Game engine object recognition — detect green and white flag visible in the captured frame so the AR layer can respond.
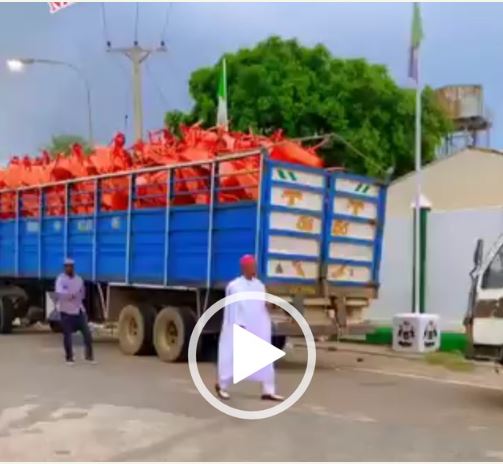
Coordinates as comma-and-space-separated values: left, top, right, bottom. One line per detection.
408, 3, 423, 82
216, 58, 228, 128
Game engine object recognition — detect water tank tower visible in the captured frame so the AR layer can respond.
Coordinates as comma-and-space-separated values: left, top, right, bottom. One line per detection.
435, 85, 491, 156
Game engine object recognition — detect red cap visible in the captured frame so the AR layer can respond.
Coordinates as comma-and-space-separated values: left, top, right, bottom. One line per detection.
240, 254, 256, 266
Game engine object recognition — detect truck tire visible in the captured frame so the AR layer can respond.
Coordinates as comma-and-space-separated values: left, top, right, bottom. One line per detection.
153, 306, 196, 363
0, 295, 15, 334
0, 286, 29, 320
118, 303, 156, 356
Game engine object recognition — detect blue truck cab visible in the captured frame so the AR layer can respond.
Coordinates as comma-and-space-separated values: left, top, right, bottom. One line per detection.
0, 149, 386, 362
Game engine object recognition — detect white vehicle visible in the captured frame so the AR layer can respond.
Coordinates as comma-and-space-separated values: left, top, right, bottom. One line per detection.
466, 236, 503, 361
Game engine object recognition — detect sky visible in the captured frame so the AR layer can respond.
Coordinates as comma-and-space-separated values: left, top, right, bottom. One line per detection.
0, 2, 501, 160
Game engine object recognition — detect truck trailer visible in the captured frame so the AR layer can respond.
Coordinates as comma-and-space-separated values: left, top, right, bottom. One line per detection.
0, 149, 387, 362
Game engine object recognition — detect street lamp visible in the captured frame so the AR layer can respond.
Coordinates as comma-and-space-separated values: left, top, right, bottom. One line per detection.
7, 58, 94, 145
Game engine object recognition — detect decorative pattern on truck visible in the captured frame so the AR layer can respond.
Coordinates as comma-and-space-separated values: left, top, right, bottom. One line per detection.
331, 220, 375, 241
271, 187, 323, 211
265, 166, 325, 282
26, 221, 39, 233
272, 168, 325, 187
336, 178, 380, 197
333, 197, 377, 220
269, 212, 321, 235
268, 259, 318, 280
327, 263, 371, 283
324, 173, 386, 287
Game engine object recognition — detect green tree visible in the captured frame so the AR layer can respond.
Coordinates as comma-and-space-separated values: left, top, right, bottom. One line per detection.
43, 134, 91, 157
165, 110, 195, 137
165, 36, 451, 177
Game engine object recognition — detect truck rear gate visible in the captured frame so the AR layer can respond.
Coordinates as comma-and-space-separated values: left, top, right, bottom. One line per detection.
323, 172, 387, 328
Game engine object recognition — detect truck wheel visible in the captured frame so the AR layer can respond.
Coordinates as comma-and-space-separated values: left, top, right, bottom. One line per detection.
0, 286, 29, 321
153, 306, 195, 362
118, 304, 156, 356
272, 335, 287, 351
0, 295, 15, 334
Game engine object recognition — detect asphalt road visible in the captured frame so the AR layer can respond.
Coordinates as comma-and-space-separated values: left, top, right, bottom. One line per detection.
1, 331, 503, 461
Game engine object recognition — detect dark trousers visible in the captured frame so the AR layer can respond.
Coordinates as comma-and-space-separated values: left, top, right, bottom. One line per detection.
60, 311, 94, 361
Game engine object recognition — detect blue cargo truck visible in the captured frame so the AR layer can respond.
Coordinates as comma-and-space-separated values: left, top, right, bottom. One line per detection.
0, 149, 387, 362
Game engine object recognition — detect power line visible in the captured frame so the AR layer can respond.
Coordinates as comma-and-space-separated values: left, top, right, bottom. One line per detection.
160, 3, 173, 46
100, 2, 111, 47
145, 61, 170, 109
110, 56, 132, 132
134, 2, 140, 46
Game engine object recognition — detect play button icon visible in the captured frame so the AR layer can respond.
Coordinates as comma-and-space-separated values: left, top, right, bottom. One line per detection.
188, 290, 316, 420
233, 324, 286, 384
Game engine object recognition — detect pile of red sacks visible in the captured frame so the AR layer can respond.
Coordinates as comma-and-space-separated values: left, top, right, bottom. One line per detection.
0, 125, 324, 218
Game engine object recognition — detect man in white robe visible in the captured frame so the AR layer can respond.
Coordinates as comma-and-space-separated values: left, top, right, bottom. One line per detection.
216, 255, 284, 402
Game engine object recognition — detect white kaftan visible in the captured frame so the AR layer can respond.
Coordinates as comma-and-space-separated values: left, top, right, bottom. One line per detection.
217, 276, 275, 395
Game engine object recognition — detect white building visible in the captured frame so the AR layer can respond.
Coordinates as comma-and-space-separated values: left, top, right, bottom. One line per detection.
369, 147, 503, 331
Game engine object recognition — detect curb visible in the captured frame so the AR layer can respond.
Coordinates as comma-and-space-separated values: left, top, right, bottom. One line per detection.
294, 341, 424, 361
293, 341, 496, 370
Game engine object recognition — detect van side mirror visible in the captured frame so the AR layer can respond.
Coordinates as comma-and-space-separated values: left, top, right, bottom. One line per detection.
474, 239, 484, 267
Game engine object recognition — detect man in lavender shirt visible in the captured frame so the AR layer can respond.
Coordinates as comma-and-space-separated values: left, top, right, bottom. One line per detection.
55, 258, 94, 364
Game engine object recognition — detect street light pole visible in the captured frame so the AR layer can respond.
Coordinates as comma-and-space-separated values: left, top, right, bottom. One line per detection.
7, 58, 94, 145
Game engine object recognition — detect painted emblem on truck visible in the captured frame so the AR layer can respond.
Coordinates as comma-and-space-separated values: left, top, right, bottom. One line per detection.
296, 216, 314, 232
111, 217, 121, 230
292, 261, 306, 278
347, 199, 365, 216
355, 183, 371, 195
331, 265, 355, 280
282, 189, 303, 207
277, 169, 298, 182
332, 220, 349, 237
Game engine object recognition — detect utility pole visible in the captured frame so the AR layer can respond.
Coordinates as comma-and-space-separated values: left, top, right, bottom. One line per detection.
108, 44, 166, 141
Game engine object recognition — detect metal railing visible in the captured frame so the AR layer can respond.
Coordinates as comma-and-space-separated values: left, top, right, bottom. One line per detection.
0, 151, 265, 292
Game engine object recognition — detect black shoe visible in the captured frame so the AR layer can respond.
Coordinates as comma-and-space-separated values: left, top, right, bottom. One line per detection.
261, 394, 284, 402
215, 384, 231, 400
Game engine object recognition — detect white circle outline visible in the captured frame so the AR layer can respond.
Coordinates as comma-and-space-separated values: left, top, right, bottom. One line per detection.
188, 291, 317, 420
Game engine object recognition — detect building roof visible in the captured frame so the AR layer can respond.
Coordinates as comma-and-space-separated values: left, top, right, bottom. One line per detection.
391, 146, 503, 186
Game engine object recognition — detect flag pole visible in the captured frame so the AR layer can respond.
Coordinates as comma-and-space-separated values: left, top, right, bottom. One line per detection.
409, 2, 424, 315
413, 37, 422, 315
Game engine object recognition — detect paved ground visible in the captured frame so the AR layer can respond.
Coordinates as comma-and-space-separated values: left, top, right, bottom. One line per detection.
2, 331, 503, 461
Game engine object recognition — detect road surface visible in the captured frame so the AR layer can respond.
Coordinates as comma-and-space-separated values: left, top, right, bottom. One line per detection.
1, 331, 503, 461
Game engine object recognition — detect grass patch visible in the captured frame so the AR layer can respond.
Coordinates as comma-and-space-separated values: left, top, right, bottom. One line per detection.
365, 327, 468, 354
424, 351, 474, 372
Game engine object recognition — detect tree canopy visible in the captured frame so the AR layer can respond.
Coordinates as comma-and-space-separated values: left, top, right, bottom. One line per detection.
43, 134, 91, 157
165, 36, 451, 178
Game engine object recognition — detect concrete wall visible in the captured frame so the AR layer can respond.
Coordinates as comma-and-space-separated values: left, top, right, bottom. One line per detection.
387, 149, 503, 217
369, 206, 503, 331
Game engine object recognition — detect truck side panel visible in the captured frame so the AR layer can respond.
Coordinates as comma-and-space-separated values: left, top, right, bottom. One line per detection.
0, 195, 258, 287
